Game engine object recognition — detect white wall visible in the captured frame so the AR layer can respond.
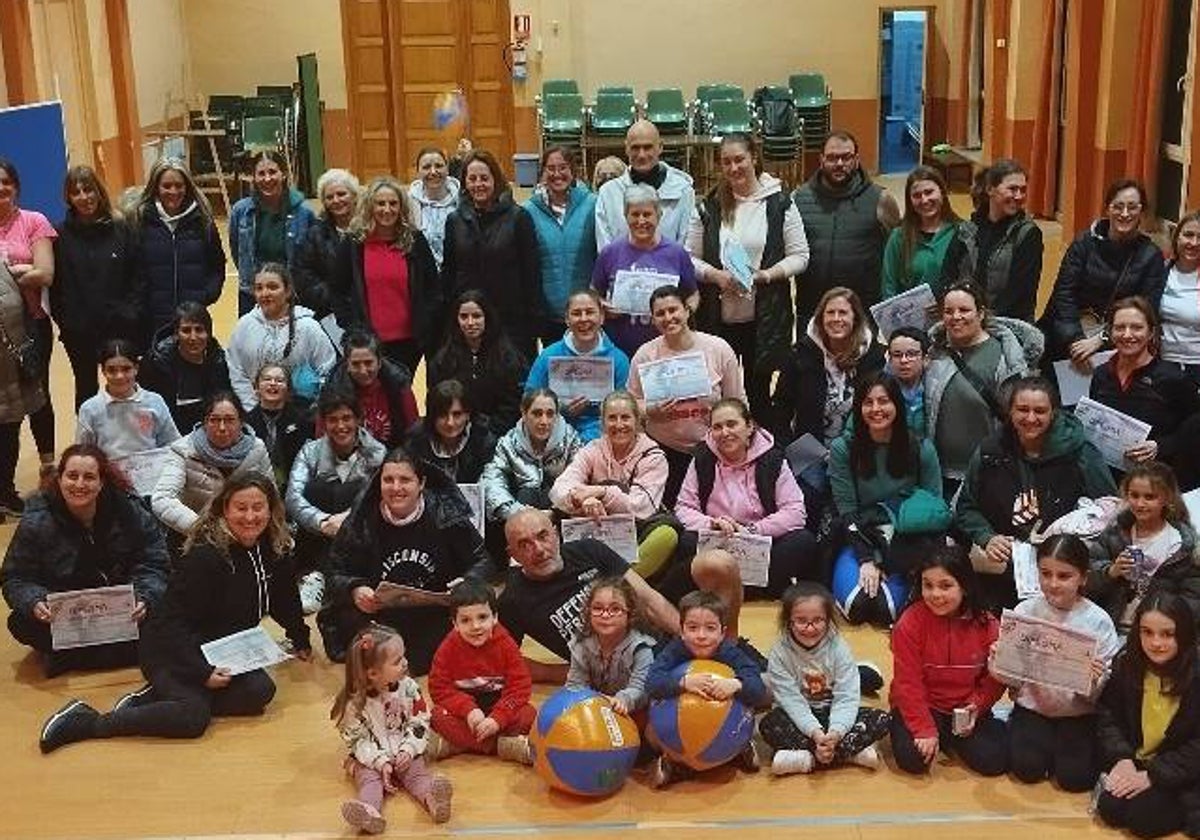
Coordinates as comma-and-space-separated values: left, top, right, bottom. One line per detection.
128, 0, 192, 124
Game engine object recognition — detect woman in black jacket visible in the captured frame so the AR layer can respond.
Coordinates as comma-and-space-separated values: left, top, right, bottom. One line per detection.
292, 168, 360, 320
1095, 593, 1200, 838
323, 448, 493, 670
405, 378, 497, 484
1041, 179, 1167, 367
38, 473, 311, 753
138, 301, 233, 434
322, 329, 419, 450
332, 176, 440, 375
131, 159, 226, 342
51, 166, 142, 409
1, 444, 169, 676
441, 149, 540, 360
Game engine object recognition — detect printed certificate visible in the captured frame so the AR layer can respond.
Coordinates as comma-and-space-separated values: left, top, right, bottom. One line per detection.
374, 582, 454, 609
869, 284, 936, 340
48, 584, 139, 650
1074, 397, 1152, 470
611, 269, 676, 316
697, 530, 773, 588
111, 447, 174, 497
548, 356, 615, 403
638, 352, 711, 403
993, 609, 1098, 695
200, 626, 292, 676
561, 514, 639, 565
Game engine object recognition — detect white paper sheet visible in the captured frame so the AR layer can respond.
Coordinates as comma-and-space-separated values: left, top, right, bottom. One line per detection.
696, 530, 773, 588
1073, 397, 1152, 470
869, 284, 936, 341
637, 352, 711, 403
993, 608, 1098, 695
1052, 350, 1115, 407
200, 626, 292, 676
547, 356, 615, 403
48, 584, 139, 650
111, 447, 174, 497
458, 483, 485, 535
611, 269, 677, 316
560, 514, 639, 565
1011, 540, 1041, 600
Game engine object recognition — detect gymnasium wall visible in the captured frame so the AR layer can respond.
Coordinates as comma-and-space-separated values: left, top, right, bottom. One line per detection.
127, 0, 190, 129
182, 0, 351, 169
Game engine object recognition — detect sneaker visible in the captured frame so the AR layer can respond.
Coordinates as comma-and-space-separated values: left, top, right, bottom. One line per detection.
341, 799, 385, 835
0, 487, 24, 517
496, 734, 534, 765
111, 684, 155, 714
425, 773, 453, 824
647, 755, 676, 789
736, 636, 769, 672
425, 730, 461, 762
771, 749, 814, 776
737, 739, 761, 773
40, 700, 99, 754
298, 571, 325, 615
848, 744, 880, 770
858, 661, 885, 695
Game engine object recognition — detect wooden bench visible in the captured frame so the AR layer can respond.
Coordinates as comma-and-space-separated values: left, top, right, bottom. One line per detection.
922, 148, 977, 190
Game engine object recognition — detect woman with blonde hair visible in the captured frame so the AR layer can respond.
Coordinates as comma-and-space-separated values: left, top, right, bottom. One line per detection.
332, 175, 440, 374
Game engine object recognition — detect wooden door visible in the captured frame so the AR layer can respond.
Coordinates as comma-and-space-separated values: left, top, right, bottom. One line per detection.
341, 0, 514, 180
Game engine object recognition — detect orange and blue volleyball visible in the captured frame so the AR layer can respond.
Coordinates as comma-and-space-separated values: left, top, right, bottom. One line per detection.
530, 687, 641, 797
646, 659, 755, 770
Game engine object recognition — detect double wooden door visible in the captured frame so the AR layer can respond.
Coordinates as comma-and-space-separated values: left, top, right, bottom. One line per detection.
341, 0, 514, 180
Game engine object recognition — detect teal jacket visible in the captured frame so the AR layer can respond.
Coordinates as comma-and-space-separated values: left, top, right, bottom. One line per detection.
880, 221, 958, 300
525, 183, 597, 321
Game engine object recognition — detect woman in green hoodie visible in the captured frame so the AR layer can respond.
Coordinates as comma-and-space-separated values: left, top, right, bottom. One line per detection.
881, 166, 960, 301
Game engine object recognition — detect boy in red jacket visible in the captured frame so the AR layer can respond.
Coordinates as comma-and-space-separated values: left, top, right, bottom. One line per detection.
427, 580, 536, 763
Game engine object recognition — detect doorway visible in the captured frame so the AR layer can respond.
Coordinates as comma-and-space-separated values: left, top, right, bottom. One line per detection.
878, 9, 928, 174
1156, 0, 1197, 224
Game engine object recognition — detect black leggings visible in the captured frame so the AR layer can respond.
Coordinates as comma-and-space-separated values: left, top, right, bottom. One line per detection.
26, 316, 54, 458
60, 334, 100, 411
94, 667, 276, 740
7, 610, 138, 670
1008, 705, 1098, 792
1096, 784, 1186, 839
759, 705, 891, 763
0, 421, 20, 493
889, 707, 1008, 776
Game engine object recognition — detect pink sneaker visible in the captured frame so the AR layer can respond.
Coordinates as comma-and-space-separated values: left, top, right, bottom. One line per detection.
341, 799, 385, 834
425, 774, 453, 823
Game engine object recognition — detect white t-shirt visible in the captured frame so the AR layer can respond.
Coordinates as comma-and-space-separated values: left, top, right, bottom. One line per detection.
1159, 265, 1200, 365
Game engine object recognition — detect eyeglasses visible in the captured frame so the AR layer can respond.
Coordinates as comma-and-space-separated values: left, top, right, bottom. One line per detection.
257, 375, 288, 385
590, 605, 628, 617
888, 350, 923, 360
823, 152, 856, 164
790, 616, 828, 629
1109, 202, 1143, 215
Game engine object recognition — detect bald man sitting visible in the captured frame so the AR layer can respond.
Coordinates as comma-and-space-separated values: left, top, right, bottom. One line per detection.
594, 119, 695, 249
497, 508, 747, 682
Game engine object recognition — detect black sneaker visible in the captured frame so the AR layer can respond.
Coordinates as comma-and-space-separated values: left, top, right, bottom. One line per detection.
40, 700, 99, 754
736, 739, 761, 773
0, 488, 24, 517
858, 661, 885, 695
736, 637, 769, 672
111, 684, 155, 714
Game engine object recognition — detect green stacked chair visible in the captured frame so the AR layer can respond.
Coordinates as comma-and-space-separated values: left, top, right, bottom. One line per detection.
589, 90, 637, 135
707, 98, 753, 136
694, 84, 745, 134
789, 73, 831, 150
645, 88, 688, 134
540, 92, 585, 156
596, 85, 634, 97
541, 79, 579, 98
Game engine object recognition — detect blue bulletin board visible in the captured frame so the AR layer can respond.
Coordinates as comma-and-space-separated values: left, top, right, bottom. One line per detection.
0, 101, 69, 225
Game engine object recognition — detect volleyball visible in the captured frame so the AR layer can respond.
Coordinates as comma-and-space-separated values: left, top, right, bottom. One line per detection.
432, 89, 468, 133
646, 659, 755, 771
530, 687, 641, 797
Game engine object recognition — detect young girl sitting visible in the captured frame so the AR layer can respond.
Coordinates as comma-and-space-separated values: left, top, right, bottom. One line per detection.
1089, 461, 1200, 633
332, 624, 453, 833
564, 576, 658, 716
75, 338, 180, 460
990, 535, 1119, 791
759, 582, 891, 775
1095, 593, 1200, 838
889, 545, 1008, 776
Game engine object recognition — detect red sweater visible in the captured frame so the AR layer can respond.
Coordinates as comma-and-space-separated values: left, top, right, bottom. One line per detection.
428, 624, 532, 729
888, 601, 1004, 739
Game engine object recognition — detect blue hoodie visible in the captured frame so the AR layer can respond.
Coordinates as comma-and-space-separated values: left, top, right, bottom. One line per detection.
525, 331, 630, 442
525, 183, 598, 321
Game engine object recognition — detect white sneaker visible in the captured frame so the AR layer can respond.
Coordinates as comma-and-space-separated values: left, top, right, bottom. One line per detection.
848, 744, 880, 770
298, 571, 325, 615
771, 749, 814, 776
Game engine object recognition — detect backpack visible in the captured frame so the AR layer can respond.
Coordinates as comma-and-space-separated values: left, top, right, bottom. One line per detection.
694, 443, 784, 515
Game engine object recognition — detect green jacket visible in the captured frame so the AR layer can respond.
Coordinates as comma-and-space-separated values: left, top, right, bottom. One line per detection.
881, 222, 959, 300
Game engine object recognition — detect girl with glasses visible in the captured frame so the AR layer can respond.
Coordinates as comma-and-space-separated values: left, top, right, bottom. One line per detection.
564, 576, 657, 717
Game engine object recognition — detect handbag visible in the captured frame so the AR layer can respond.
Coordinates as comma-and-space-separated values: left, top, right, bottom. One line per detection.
881, 488, 952, 535
0, 265, 41, 381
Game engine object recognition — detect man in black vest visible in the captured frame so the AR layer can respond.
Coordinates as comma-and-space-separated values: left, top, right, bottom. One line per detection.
792, 130, 901, 325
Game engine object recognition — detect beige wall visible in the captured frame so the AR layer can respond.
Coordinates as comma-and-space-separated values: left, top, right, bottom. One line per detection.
128, 0, 191, 126
0, 31, 7, 105
84, 0, 116, 138
183, 0, 346, 109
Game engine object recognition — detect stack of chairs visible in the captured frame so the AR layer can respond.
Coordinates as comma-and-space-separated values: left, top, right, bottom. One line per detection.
693, 83, 745, 135
588, 88, 637, 136
539, 87, 586, 159
789, 73, 832, 151
754, 85, 803, 184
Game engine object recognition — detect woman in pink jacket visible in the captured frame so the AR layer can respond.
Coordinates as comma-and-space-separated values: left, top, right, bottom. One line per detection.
674, 398, 821, 597
550, 390, 679, 580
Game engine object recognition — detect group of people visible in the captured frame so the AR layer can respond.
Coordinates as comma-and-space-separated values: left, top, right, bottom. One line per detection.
2, 117, 1200, 838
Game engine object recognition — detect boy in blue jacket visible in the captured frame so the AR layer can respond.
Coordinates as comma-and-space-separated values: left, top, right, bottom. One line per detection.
645, 589, 770, 787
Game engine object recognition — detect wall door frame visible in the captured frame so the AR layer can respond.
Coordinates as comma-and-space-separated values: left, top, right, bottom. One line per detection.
875, 5, 933, 174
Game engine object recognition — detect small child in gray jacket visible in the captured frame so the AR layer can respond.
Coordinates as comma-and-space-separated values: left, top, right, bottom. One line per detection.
564, 576, 657, 715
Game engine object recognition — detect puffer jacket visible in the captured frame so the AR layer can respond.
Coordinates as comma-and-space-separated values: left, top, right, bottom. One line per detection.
0, 262, 45, 423
137, 333, 232, 434
480, 415, 582, 523
923, 315, 1044, 437
285, 429, 387, 534
135, 203, 226, 336
292, 216, 345, 319
1, 487, 169, 618
228, 188, 316, 293
51, 214, 141, 344
150, 429, 273, 534
525, 182, 598, 320
225, 303, 338, 410
954, 410, 1117, 548
1088, 511, 1200, 630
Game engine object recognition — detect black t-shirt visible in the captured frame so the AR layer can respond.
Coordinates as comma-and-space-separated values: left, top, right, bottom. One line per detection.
498, 539, 626, 660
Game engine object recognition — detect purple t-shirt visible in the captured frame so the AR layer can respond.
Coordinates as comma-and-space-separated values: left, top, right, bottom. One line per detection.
591, 238, 697, 357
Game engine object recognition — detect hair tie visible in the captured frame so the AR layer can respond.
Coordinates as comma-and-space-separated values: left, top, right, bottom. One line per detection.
359, 635, 375, 652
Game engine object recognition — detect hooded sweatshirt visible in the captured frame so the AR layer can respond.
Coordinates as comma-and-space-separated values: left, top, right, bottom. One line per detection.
767, 626, 861, 737
226, 303, 338, 410
479, 415, 582, 522
525, 330, 631, 442
409, 176, 461, 268
550, 431, 666, 519
675, 427, 806, 536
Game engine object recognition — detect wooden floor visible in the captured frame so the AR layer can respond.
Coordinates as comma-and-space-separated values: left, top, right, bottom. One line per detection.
5, 190, 1175, 839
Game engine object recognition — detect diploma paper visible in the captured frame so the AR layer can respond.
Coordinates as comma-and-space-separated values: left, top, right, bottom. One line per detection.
720, 238, 754, 291
611, 269, 677, 316
200, 626, 292, 676
1011, 540, 1041, 600
458, 483, 485, 535
869, 284, 936, 341
374, 582, 454, 609
637, 352, 711, 403
48, 585, 139, 650
548, 356, 615, 403
696, 530, 773, 588
993, 609, 1098, 695
1052, 350, 1115, 407
1074, 397, 1152, 470
112, 447, 174, 497
560, 514, 639, 565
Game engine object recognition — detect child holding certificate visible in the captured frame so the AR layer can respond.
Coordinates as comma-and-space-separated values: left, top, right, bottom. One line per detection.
889, 546, 1008, 776
1095, 593, 1200, 838
990, 535, 1119, 791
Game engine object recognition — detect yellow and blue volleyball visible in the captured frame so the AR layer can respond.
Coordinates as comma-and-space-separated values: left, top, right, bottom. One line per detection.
646, 659, 755, 771
530, 687, 641, 797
